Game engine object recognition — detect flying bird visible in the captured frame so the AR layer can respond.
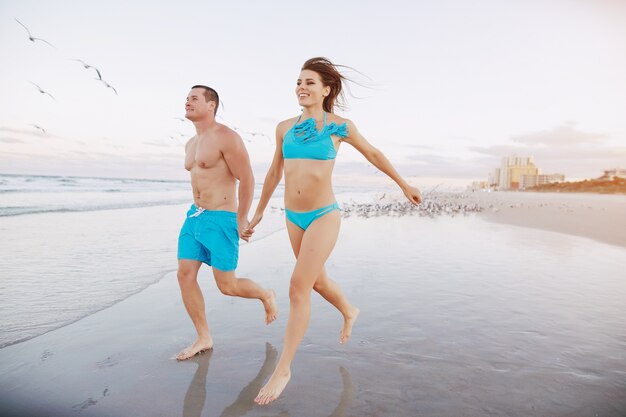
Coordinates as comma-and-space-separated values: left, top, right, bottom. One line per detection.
71, 59, 102, 80
15, 19, 56, 48
29, 82, 56, 101
30, 124, 46, 134
99, 79, 118, 95
174, 117, 186, 122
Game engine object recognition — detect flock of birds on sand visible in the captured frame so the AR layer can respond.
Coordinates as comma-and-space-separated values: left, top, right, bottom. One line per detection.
16, 18, 118, 136
341, 192, 484, 219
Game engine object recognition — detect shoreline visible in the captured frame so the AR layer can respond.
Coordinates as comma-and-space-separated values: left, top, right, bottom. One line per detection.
469, 191, 626, 248
360, 191, 626, 249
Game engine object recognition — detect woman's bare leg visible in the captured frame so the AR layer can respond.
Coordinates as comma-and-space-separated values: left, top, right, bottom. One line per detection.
286, 218, 360, 344
313, 270, 360, 344
255, 211, 341, 405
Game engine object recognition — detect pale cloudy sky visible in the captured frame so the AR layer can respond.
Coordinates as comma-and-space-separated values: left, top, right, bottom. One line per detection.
1, 0, 625, 187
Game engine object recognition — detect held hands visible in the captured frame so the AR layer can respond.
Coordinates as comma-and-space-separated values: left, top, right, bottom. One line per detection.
403, 185, 423, 205
241, 211, 263, 241
238, 219, 251, 242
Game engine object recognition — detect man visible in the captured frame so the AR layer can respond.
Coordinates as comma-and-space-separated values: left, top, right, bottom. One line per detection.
176, 85, 277, 361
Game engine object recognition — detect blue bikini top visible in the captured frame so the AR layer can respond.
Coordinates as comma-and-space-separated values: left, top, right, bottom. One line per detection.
282, 112, 349, 160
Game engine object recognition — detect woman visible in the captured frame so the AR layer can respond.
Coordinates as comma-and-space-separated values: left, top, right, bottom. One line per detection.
245, 57, 422, 405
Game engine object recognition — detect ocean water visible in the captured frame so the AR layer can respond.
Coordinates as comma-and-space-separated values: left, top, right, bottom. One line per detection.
0, 173, 385, 348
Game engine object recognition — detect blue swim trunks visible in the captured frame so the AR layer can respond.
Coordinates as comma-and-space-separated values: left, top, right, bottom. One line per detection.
178, 205, 239, 271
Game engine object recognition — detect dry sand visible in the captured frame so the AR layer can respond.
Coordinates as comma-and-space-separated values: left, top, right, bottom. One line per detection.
468, 191, 626, 248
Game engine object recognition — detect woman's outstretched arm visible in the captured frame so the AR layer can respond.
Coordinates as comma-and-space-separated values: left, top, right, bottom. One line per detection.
342, 120, 422, 205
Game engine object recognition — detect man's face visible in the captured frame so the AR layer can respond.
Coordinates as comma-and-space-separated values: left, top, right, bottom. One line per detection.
185, 88, 215, 120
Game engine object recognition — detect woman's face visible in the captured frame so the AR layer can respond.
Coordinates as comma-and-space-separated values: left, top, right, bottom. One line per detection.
296, 69, 330, 108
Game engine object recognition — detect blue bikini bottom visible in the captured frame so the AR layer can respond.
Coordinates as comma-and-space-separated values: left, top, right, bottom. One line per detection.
285, 202, 340, 230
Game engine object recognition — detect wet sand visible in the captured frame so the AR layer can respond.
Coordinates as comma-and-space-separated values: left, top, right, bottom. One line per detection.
1, 199, 625, 416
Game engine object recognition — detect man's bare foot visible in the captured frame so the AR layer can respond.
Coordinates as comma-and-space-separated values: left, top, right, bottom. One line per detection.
262, 290, 278, 325
254, 368, 291, 405
176, 338, 213, 361
340, 307, 360, 344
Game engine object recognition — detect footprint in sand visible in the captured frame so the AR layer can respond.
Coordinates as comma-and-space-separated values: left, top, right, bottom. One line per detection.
96, 355, 119, 368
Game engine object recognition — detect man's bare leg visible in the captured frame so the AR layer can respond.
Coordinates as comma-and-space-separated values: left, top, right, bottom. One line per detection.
255, 212, 341, 405
287, 222, 360, 344
213, 268, 278, 325
177, 259, 214, 360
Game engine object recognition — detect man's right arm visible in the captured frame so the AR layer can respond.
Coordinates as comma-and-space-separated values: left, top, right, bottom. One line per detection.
183, 137, 195, 171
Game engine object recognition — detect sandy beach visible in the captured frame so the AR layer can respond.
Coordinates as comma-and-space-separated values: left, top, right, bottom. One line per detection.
470, 191, 626, 249
1, 192, 625, 416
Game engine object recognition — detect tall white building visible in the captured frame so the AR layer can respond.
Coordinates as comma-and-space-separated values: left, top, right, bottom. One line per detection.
499, 156, 538, 190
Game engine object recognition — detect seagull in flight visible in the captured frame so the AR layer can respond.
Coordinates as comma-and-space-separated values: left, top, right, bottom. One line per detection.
174, 117, 186, 122
99, 79, 118, 95
15, 19, 56, 48
71, 59, 102, 80
30, 124, 46, 134
29, 82, 56, 101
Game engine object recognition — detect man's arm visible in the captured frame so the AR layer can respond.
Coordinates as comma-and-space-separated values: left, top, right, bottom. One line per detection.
222, 130, 255, 239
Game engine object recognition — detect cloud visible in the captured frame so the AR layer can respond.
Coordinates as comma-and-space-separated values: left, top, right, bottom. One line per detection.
0, 127, 31, 135
511, 122, 608, 146
468, 123, 626, 178
142, 140, 176, 147
469, 144, 626, 160
0, 137, 25, 143
0, 126, 57, 139
0, 153, 187, 181
334, 155, 494, 178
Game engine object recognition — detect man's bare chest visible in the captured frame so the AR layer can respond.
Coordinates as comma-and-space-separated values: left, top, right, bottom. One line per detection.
191, 138, 223, 169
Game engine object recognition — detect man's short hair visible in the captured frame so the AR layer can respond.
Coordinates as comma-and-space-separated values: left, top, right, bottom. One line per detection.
191, 85, 219, 115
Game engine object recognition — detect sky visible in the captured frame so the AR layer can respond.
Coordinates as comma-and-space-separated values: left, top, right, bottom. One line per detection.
1, 0, 625, 188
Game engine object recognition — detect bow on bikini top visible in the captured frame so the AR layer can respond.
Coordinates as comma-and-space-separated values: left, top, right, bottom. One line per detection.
282, 112, 349, 160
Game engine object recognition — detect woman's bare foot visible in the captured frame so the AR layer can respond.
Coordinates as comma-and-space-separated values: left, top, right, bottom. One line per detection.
340, 307, 360, 344
254, 368, 291, 405
176, 337, 213, 361
262, 290, 278, 325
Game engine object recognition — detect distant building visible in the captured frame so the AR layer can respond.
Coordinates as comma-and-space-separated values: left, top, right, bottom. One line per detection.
499, 156, 538, 190
601, 169, 626, 180
520, 173, 565, 189
467, 181, 489, 191
488, 168, 500, 188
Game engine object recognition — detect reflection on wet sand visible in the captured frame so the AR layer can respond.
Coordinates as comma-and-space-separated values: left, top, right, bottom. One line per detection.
182, 350, 212, 417
182, 343, 277, 417
220, 343, 277, 417
182, 343, 354, 417
328, 367, 354, 417
265, 366, 354, 417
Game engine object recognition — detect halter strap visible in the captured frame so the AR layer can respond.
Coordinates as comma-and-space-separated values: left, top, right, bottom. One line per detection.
294, 112, 326, 128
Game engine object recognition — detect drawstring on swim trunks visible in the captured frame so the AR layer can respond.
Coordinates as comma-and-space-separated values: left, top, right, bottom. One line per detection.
189, 206, 205, 218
